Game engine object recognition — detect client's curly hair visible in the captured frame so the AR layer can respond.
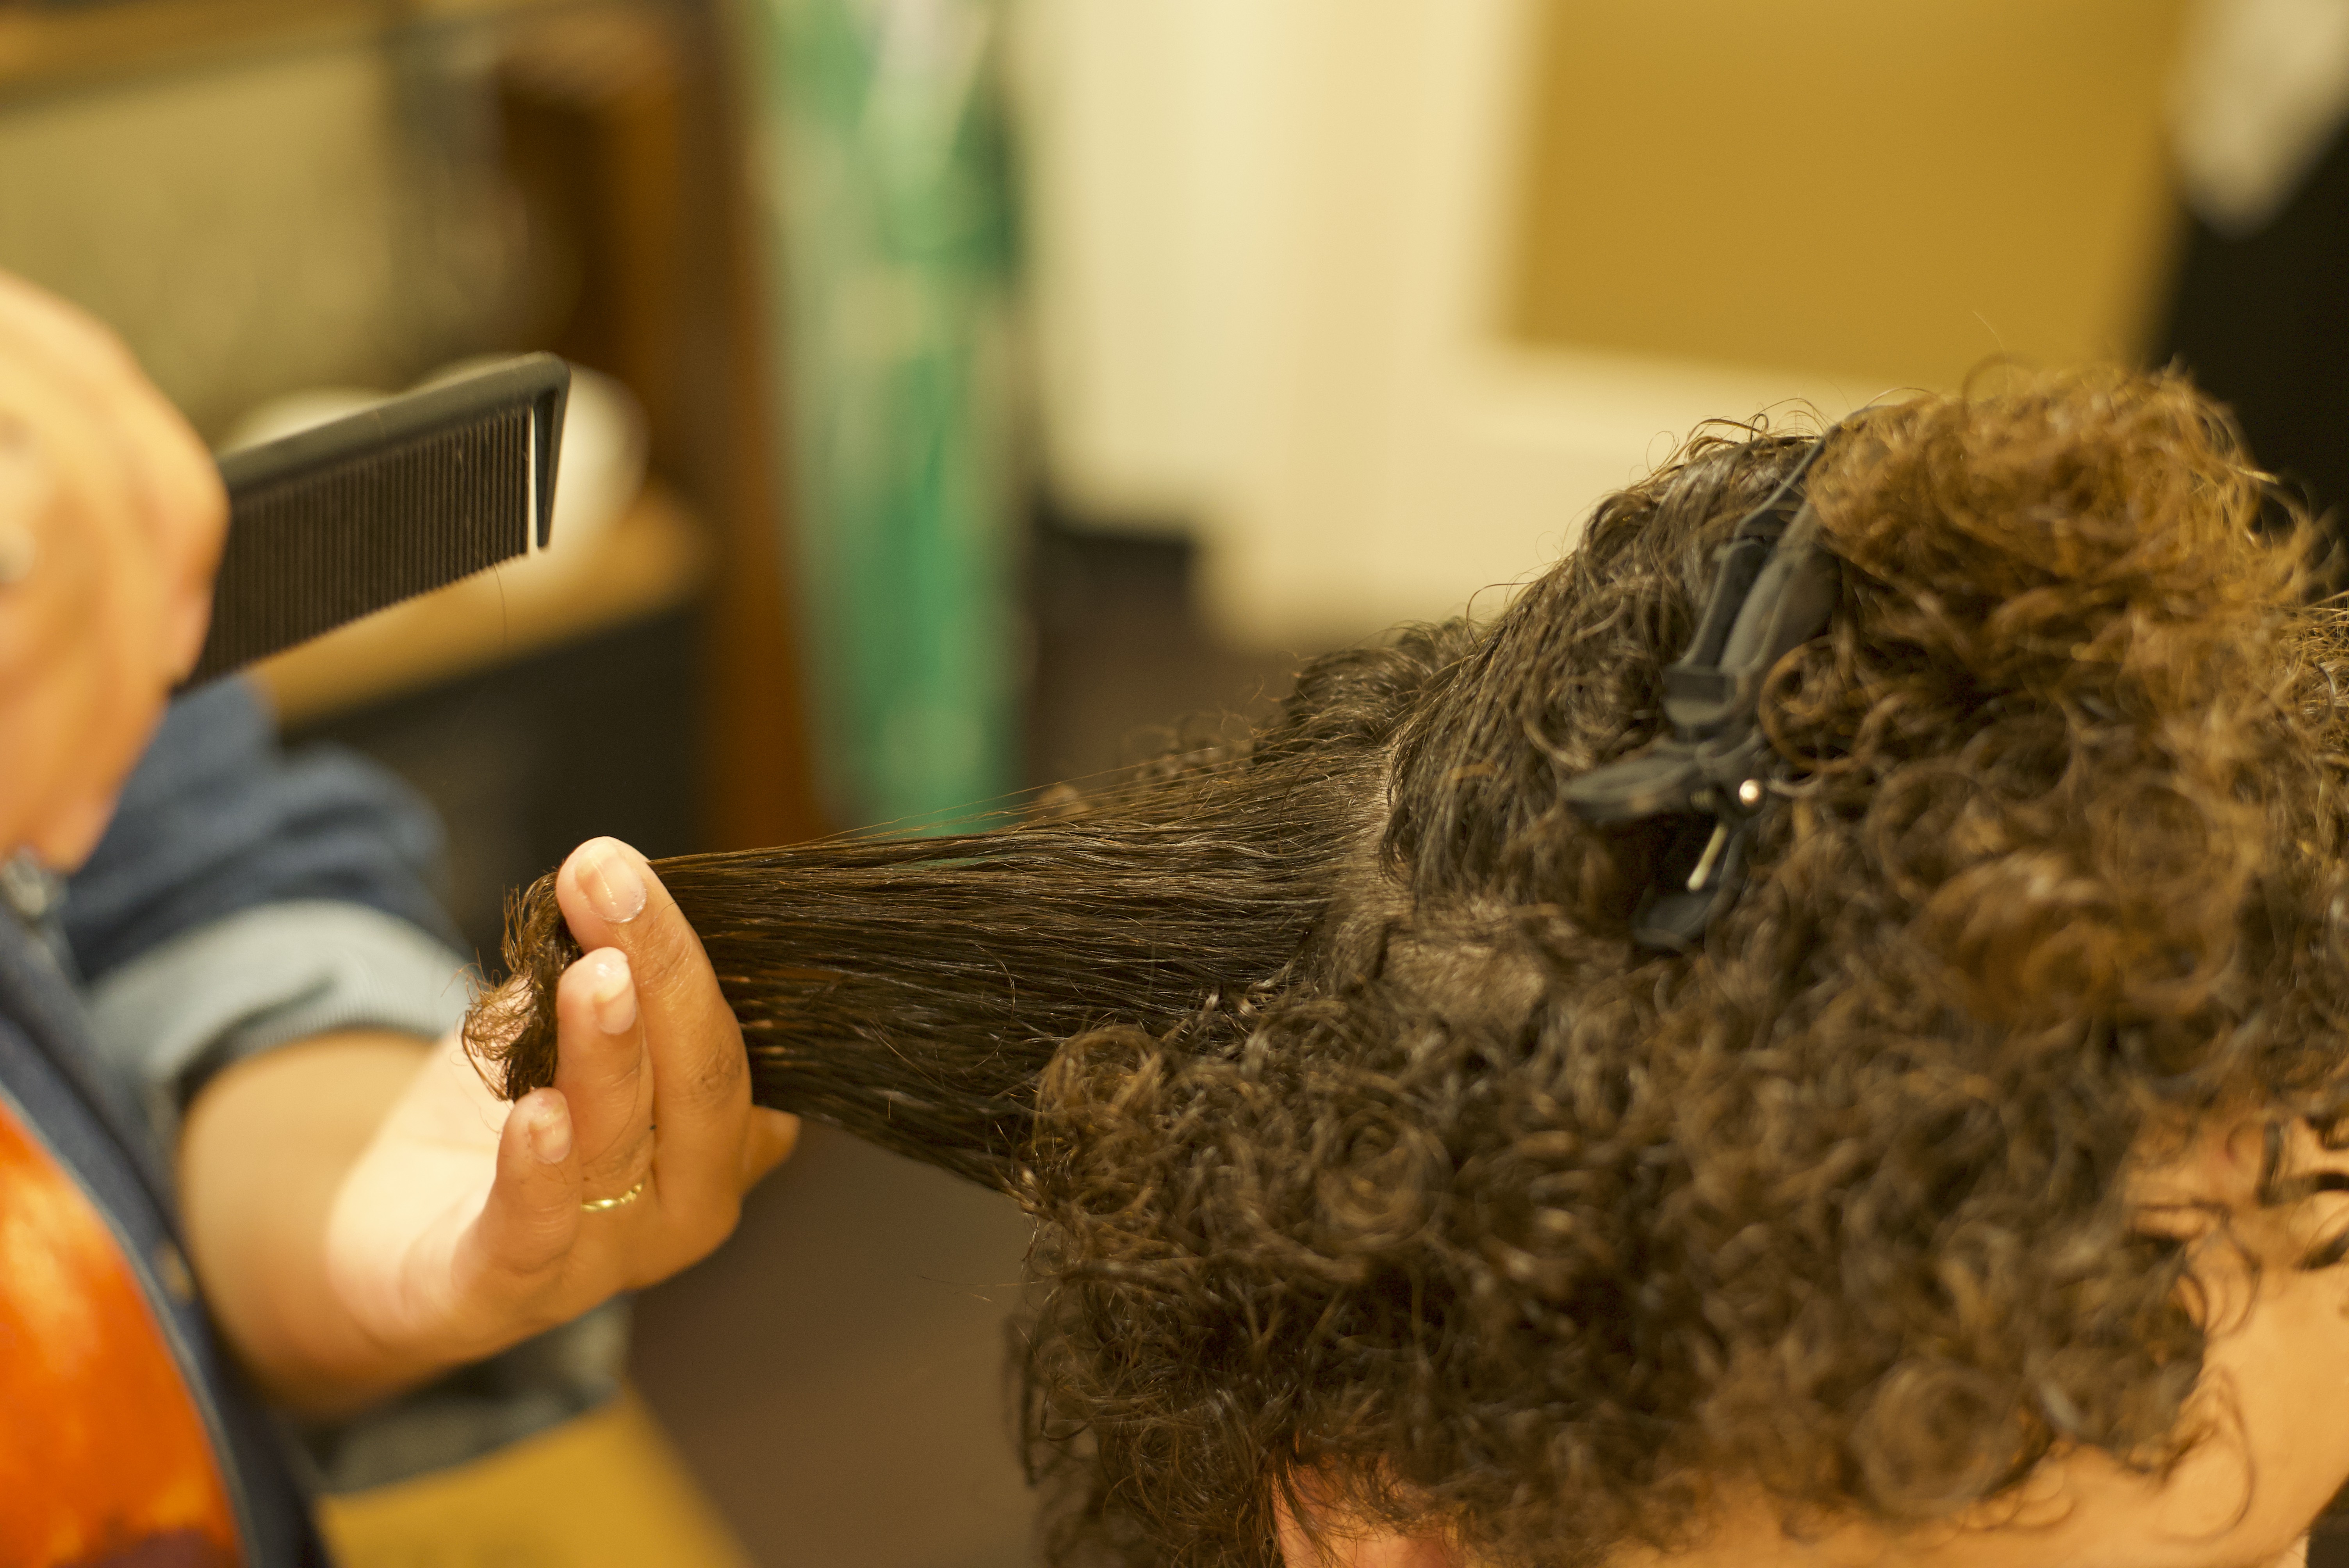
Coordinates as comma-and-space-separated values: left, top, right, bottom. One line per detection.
467, 369, 2349, 1567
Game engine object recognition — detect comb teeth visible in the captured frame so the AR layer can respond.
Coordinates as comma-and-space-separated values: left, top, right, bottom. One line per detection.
188, 406, 531, 685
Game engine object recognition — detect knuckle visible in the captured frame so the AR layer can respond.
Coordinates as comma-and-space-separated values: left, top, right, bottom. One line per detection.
618, 919, 701, 998
583, 1128, 653, 1188
681, 1042, 747, 1111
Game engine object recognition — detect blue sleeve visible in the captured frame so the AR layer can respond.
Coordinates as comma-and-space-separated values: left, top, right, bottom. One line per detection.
50, 682, 624, 1484
61, 679, 463, 982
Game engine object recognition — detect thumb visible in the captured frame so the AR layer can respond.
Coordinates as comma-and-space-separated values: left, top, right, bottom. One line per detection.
465, 1088, 583, 1289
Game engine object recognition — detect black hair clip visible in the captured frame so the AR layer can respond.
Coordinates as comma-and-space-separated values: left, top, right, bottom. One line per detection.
1561, 441, 1841, 952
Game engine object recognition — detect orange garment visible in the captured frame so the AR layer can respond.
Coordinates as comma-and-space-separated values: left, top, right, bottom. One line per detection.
0, 1094, 240, 1568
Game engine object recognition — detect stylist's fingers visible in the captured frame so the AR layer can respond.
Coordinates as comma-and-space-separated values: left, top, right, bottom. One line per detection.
0, 284, 188, 703
549, 947, 654, 1204
0, 391, 93, 688
0, 274, 222, 674
466, 1087, 583, 1292
554, 838, 773, 1234
0, 356, 164, 859
0, 353, 133, 638
91, 366, 223, 678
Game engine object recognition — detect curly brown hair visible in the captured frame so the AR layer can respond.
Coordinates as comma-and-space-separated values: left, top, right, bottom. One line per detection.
469, 368, 2349, 1566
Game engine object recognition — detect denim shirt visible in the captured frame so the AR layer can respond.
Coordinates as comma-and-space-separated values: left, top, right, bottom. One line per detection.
0, 914, 330, 1566
0, 681, 476, 1563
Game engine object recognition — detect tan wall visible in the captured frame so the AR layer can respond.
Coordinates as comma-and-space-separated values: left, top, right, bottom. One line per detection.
1513, 0, 2192, 392
0, 39, 518, 438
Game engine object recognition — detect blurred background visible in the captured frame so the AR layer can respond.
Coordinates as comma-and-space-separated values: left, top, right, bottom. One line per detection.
2, 0, 2344, 1562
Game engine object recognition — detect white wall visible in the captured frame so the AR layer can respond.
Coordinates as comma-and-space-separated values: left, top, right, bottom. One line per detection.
1008, 0, 1872, 647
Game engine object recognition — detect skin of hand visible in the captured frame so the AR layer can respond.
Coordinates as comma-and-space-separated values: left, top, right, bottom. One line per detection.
176, 837, 799, 1417
0, 271, 223, 869
0, 274, 790, 1421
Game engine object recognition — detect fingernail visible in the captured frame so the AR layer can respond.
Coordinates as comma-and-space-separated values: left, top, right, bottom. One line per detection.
577, 841, 645, 923
527, 1095, 572, 1164
590, 950, 637, 1035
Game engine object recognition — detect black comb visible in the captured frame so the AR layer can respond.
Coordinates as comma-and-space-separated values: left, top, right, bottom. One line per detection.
183, 353, 571, 688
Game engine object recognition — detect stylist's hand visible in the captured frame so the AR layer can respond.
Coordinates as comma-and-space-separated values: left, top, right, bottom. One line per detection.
0, 272, 223, 867
185, 837, 798, 1415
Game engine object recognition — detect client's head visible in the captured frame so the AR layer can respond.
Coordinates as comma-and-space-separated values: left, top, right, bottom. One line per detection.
471, 368, 2349, 1568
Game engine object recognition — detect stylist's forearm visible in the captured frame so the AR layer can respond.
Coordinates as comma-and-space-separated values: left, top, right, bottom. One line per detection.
176, 1030, 434, 1417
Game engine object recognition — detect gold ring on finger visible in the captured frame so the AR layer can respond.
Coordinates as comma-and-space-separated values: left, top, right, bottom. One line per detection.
581, 1178, 647, 1213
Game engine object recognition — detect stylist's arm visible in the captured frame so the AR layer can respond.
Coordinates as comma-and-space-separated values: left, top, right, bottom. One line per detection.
0, 264, 790, 1418
180, 837, 799, 1416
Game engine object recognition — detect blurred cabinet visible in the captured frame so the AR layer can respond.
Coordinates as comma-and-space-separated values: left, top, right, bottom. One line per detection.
0, 0, 822, 954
